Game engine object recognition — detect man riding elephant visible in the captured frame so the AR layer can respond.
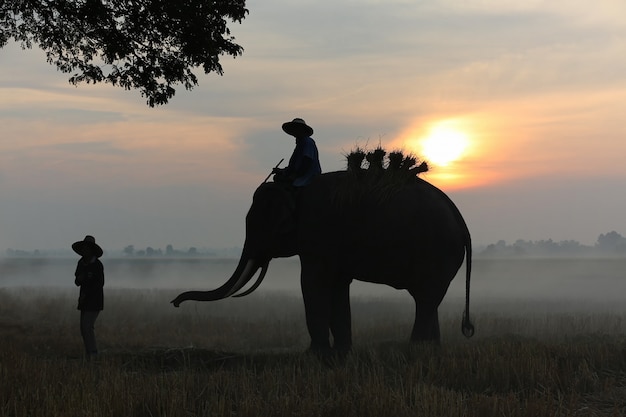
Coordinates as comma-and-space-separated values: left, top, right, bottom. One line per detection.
272, 118, 322, 187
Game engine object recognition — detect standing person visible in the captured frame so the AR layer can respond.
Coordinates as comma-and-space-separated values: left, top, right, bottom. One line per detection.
72, 235, 104, 359
273, 118, 322, 187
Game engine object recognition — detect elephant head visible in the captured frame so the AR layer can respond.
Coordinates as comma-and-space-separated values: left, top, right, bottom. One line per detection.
172, 168, 474, 352
171, 183, 297, 306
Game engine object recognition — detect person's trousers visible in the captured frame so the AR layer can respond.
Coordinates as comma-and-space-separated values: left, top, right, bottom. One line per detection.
80, 310, 100, 356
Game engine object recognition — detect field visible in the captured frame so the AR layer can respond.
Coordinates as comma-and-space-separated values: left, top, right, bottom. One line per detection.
1, 257, 626, 416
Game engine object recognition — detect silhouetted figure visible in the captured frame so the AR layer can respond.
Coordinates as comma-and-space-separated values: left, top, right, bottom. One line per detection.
72, 235, 104, 359
273, 118, 322, 187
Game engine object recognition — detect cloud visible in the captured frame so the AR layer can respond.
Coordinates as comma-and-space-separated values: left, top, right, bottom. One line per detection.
2, 0, 626, 251
0, 106, 125, 125
40, 140, 129, 155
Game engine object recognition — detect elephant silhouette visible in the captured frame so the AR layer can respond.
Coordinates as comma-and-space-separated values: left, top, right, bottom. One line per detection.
173, 159, 474, 353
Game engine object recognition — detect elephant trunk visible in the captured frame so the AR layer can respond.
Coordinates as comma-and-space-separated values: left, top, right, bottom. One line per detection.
171, 256, 264, 307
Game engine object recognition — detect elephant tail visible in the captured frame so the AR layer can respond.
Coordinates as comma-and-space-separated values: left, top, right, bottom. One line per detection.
461, 232, 475, 338
442, 186, 475, 338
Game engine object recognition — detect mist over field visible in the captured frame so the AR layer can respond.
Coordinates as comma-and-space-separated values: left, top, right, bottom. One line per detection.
3, 255, 626, 417
2, 256, 626, 312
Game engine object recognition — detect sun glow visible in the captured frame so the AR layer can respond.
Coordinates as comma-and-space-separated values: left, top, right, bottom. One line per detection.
420, 124, 469, 167
390, 117, 494, 189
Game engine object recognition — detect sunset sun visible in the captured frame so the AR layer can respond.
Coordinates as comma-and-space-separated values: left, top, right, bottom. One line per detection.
420, 124, 469, 167
393, 117, 483, 188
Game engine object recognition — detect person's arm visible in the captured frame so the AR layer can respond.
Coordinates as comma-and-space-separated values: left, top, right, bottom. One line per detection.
293, 157, 313, 177
74, 263, 84, 286
95, 262, 104, 288
78, 261, 104, 289
273, 146, 300, 181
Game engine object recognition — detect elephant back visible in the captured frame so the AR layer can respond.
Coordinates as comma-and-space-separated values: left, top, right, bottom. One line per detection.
326, 169, 425, 211
302, 171, 468, 240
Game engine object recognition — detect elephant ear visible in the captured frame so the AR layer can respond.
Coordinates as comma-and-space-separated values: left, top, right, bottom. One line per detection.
247, 183, 297, 248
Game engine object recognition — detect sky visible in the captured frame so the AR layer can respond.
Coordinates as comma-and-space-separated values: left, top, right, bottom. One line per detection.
1, 0, 626, 254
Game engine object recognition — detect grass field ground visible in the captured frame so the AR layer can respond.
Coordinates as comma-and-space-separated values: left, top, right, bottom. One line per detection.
1, 286, 625, 417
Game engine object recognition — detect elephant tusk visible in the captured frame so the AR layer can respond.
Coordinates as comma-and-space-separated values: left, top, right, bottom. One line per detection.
223, 260, 259, 297
232, 262, 269, 298
170, 258, 259, 306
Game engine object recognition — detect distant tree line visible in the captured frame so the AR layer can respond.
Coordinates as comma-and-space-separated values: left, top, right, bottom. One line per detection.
5, 231, 626, 258
480, 231, 626, 258
5, 249, 42, 257
122, 244, 201, 258
3, 244, 214, 258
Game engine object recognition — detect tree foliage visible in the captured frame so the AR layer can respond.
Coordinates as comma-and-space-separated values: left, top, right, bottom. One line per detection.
1, 0, 248, 106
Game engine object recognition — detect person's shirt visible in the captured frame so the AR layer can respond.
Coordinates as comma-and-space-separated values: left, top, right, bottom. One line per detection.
74, 256, 105, 311
285, 136, 322, 187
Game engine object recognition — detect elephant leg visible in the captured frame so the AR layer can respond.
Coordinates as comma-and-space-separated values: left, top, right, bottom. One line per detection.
409, 294, 441, 343
329, 281, 352, 352
301, 268, 332, 352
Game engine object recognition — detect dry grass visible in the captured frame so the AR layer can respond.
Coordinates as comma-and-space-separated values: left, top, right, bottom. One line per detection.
1, 287, 626, 417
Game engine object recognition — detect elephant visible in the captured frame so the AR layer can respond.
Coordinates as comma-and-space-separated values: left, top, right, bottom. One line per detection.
172, 168, 474, 353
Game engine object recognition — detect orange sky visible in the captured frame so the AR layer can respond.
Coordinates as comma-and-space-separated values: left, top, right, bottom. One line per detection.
1, 1, 626, 250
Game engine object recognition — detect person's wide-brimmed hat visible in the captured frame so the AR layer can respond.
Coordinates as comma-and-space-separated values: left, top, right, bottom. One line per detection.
282, 118, 314, 137
72, 235, 103, 257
